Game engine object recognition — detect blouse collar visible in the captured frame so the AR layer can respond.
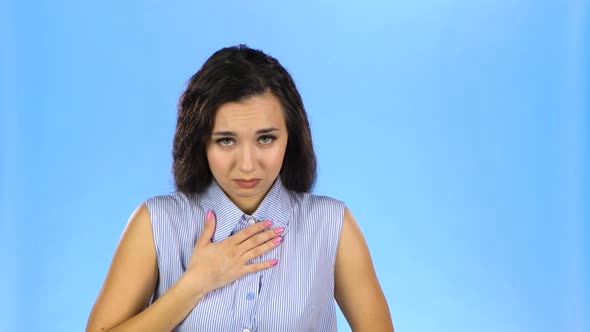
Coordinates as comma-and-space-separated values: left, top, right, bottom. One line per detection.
199, 177, 292, 242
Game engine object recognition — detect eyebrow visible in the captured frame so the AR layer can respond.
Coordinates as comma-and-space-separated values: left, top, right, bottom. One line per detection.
211, 127, 280, 136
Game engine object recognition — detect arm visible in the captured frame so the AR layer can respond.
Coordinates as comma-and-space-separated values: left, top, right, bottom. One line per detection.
86, 203, 207, 332
86, 204, 283, 332
335, 207, 394, 332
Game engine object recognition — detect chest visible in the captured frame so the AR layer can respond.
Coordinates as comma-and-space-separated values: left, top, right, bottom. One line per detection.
173, 228, 337, 331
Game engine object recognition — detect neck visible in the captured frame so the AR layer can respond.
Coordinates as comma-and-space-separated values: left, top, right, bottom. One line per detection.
227, 182, 276, 215
231, 195, 264, 215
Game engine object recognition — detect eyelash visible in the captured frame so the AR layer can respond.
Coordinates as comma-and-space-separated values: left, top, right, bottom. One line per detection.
258, 135, 276, 144
215, 135, 277, 146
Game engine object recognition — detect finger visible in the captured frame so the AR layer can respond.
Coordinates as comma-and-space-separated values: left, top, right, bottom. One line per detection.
242, 259, 279, 275
238, 227, 284, 253
196, 210, 216, 247
241, 235, 283, 262
230, 220, 272, 244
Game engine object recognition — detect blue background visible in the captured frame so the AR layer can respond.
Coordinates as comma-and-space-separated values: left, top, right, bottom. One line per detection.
1, 0, 588, 331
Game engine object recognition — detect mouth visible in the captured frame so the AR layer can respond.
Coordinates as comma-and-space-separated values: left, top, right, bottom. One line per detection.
234, 178, 261, 188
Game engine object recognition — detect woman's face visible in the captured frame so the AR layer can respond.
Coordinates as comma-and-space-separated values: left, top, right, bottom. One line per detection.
206, 91, 289, 214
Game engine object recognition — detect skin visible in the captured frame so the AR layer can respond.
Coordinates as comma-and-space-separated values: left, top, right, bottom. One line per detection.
336, 207, 394, 331
86, 91, 394, 331
206, 91, 289, 214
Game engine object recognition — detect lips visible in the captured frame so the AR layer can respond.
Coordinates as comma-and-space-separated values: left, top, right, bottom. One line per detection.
234, 178, 261, 188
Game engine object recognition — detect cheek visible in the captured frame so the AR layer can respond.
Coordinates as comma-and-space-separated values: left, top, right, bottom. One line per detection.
267, 141, 288, 168
206, 148, 229, 174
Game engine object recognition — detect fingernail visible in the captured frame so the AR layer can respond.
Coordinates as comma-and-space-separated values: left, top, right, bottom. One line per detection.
270, 259, 278, 266
273, 237, 283, 244
274, 227, 284, 234
206, 210, 212, 220
264, 220, 272, 227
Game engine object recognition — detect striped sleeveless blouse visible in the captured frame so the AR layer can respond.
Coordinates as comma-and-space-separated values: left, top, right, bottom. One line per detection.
145, 177, 345, 331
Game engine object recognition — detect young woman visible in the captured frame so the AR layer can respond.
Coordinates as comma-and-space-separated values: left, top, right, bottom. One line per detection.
86, 45, 394, 332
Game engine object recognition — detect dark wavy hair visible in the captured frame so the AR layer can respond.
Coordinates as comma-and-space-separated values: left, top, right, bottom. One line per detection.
172, 45, 317, 194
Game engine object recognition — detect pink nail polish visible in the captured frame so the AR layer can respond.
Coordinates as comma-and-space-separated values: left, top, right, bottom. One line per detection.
274, 227, 284, 234
270, 259, 278, 266
206, 210, 212, 220
264, 220, 272, 227
273, 237, 283, 244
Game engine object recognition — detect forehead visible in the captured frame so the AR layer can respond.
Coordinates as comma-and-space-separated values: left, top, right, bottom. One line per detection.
212, 92, 286, 130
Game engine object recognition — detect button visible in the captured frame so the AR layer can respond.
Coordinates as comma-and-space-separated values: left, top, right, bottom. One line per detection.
247, 217, 256, 225
242, 329, 251, 332
246, 291, 255, 301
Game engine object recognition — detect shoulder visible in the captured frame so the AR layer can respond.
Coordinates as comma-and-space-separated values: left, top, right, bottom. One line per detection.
144, 191, 196, 216
288, 191, 346, 236
290, 191, 345, 213
143, 191, 201, 239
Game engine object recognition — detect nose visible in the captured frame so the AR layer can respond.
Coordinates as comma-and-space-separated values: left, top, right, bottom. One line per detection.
238, 144, 256, 173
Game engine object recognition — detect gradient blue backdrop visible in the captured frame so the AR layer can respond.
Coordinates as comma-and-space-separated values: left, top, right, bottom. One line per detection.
1, 1, 588, 331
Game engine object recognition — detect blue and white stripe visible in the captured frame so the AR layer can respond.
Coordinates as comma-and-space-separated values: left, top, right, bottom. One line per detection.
145, 177, 345, 332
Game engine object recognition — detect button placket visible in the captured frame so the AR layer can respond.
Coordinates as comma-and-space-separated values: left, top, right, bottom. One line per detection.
243, 274, 258, 303
239, 273, 258, 331
246, 291, 255, 301
237, 219, 260, 331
